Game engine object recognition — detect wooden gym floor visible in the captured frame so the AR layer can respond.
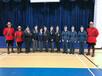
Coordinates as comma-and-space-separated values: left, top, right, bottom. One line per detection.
0, 48, 102, 76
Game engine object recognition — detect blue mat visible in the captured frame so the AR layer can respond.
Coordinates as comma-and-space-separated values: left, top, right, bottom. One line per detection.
0, 36, 88, 49
0, 68, 101, 76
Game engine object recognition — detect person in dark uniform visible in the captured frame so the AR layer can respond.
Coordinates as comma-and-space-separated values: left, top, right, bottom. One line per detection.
15, 26, 23, 54
78, 26, 87, 55
23, 26, 32, 53
49, 26, 55, 52
62, 26, 69, 54
86, 21, 99, 57
38, 28, 44, 52
43, 26, 49, 52
69, 26, 77, 54
3, 22, 15, 54
32, 25, 38, 52
55, 26, 61, 53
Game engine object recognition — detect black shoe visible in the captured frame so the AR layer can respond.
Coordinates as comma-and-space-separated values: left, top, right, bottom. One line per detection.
20, 51, 23, 53
18, 51, 20, 54
8, 52, 10, 54
56, 50, 58, 52
91, 53, 95, 57
79, 53, 81, 55
86, 52, 90, 55
69, 53, 71, 54
82, 53, 84, 55
66, 52, 68, 54
45, 50, 48, 52
63, 52, 65, 53
25, 51, 29, 54
40, 51, 43, 52
51, 51, 54, 53
12, 51, 15, 53
57, 51, 60, 53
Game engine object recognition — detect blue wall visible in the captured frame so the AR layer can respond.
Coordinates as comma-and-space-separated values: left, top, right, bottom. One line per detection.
0, 0, 94, 48
0, 36, 88, 48
0, 0, 94, 36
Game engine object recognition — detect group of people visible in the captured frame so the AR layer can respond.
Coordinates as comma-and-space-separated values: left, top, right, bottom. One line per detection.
3, 21, 99, 57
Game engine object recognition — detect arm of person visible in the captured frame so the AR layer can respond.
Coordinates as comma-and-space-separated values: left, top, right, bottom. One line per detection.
95, 28, 99, 38
3, 28, 6, 36
75, 31, 77, 42
14, 32, 17, 39
61, 31, 64, 42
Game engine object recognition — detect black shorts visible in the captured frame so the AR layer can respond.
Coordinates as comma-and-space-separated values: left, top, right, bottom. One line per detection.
87, 42, 96, 46
16, 42, 23, 46
6, 40, 14, 46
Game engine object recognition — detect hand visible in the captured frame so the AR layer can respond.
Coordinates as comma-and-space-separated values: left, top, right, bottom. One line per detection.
39, 41, 40, 43
59, 40, 61, 42
32, 39, 34, 41
75, 41, 76, 43
78, 41, 79, 43
62, 39, 64, 42
47, 40, 48, 42
67, 40, 68, 42
84, 41, 86, 43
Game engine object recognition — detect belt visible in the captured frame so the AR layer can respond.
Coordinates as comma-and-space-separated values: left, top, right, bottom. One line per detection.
17, 36, 22, 38
6, 34, 13, 36
88, 35, 96, 37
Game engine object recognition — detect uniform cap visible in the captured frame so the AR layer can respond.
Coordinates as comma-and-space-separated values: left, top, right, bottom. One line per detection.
80, 26, 84, 28
56, 25, 59, 27
18, 26, 22, 29
89, 21, 94, 25
6, 22, 12, 25
71, 25, 74, 28
50, 26, 53, 28
64, 25, 67, 28
35, 25, 38, 27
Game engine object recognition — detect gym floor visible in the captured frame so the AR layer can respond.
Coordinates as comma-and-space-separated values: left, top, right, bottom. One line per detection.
0, 48, 102, 76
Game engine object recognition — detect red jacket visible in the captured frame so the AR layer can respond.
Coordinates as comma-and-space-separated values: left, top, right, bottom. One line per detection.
3, 28, 15, 40
15, 31, 23, 42
86, 28, 99, 43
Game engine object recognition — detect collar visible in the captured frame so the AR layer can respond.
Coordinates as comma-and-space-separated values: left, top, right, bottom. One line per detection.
50, 30, 53, 32
64, 30, 67, 32
81, 31, 83, 32
72, 30, 74, 32
44, 30, 47, 32
56, 30, 58, 31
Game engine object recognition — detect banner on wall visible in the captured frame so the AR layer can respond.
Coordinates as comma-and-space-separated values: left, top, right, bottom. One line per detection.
30, 0, 60, 3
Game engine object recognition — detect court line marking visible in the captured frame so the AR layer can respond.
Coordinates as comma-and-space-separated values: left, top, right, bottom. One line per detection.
76, 54, 95, 76
0, 55, 91, 58
0, 52, 5, 55
84, 55, 102, 71
0, 54, 8, 60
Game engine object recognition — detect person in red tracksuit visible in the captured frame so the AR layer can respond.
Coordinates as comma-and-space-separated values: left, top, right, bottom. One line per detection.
3, 22, 15, 54
86, 21, 99, 57
15, 26, 23, 54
